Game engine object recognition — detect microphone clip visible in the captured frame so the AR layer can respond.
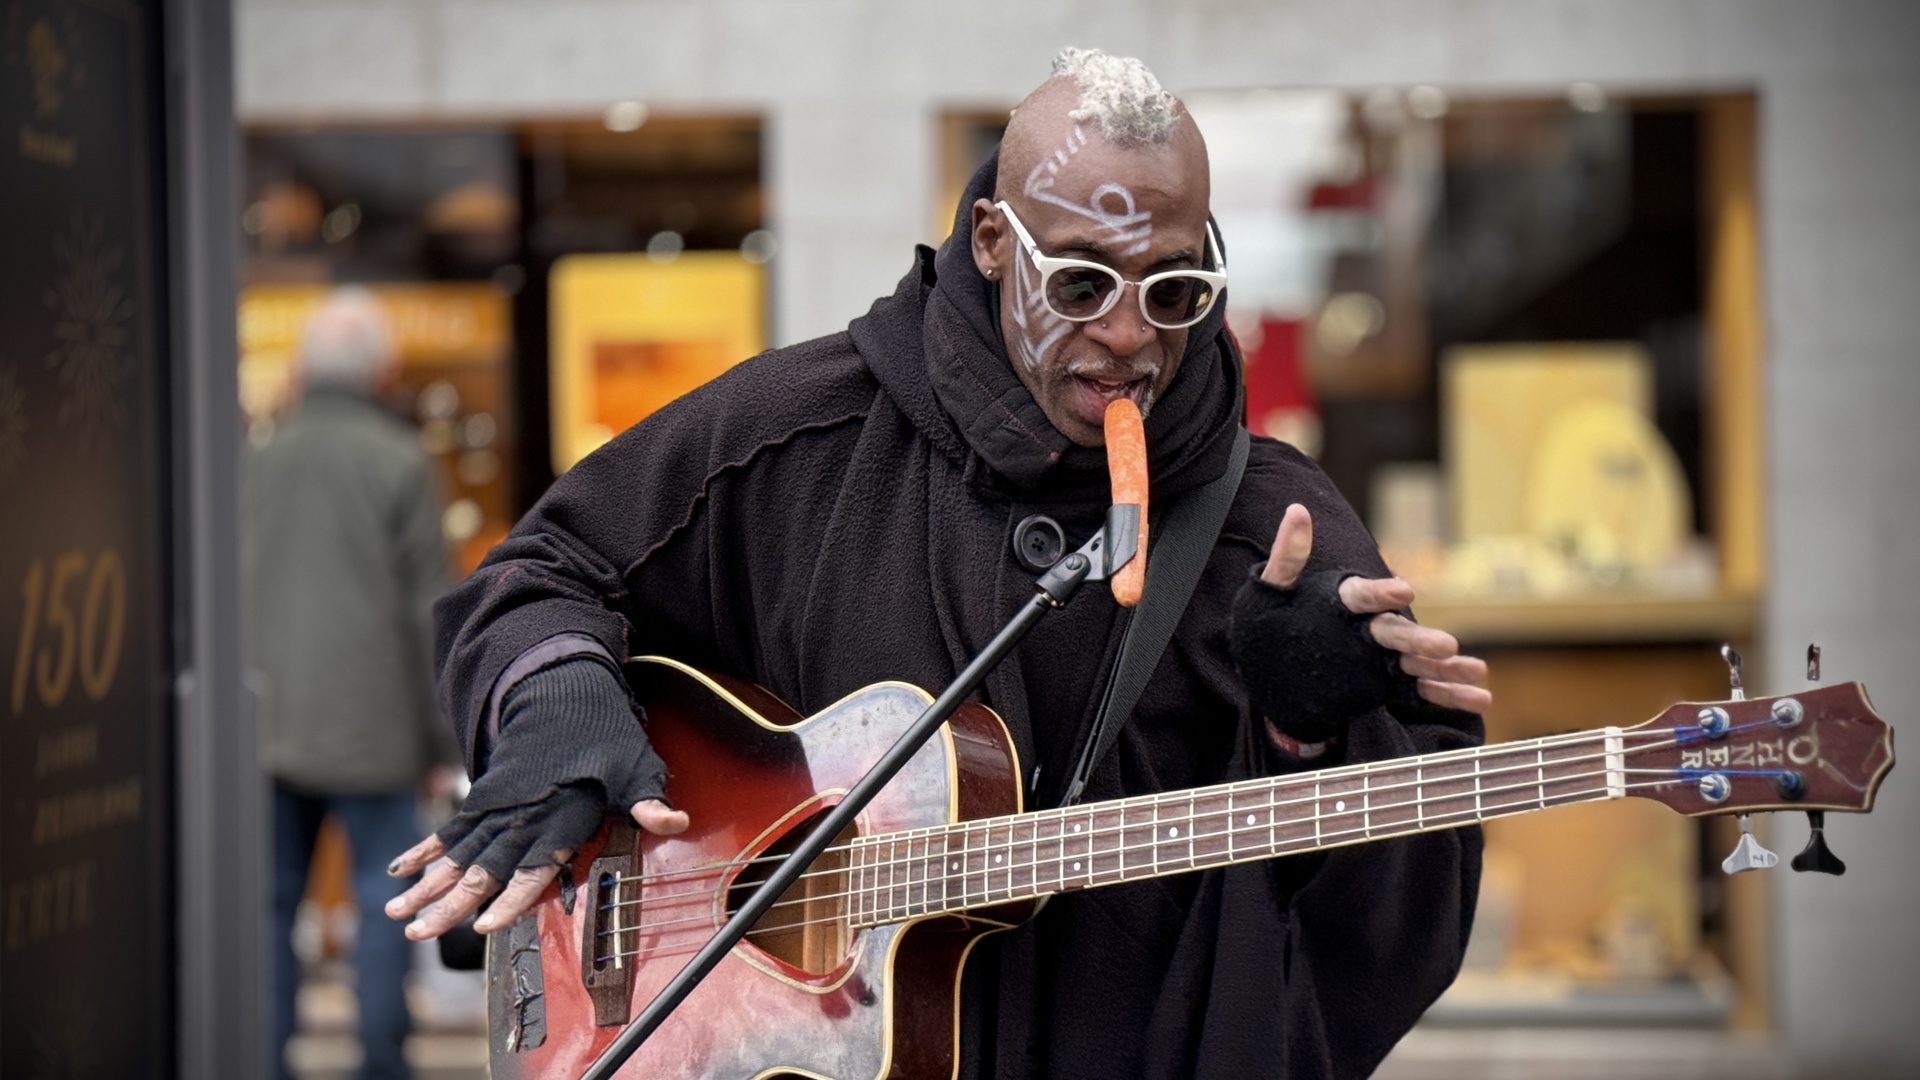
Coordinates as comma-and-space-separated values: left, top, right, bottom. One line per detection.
1034, 503, 1140, 604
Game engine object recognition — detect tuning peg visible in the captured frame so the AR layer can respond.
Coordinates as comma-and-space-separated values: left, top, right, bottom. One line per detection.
1721, 644, 1745, 701
1806, 643, 1821, 684
1791, 811, 1847, 876
1721, 814, 1779, 875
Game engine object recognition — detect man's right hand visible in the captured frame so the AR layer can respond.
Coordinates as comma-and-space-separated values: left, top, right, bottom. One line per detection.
385, 798, 687, 938
384, 653, 689, 939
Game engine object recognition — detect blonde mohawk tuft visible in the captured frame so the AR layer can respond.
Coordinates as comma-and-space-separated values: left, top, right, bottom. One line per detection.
1050, 47, 1181, 145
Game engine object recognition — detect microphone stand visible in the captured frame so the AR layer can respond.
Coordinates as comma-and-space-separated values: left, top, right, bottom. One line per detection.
577, 505, 1140, 1080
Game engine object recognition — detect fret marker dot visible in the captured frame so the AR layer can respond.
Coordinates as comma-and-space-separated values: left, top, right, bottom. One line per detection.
1246, 814, 1255, 825
1072, 823, 1082, 833
1335, 800, 1346, 812
951, 861, 959, 871
1073, 862, 1082, 871
994, 854, 1002, 864
1168, 826, 1179, 838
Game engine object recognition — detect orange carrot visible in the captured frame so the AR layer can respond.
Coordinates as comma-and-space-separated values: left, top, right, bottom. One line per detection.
1104, 398, 1148, 607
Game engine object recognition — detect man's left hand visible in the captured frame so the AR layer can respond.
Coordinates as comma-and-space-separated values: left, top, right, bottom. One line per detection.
1263, 503, 1491, 715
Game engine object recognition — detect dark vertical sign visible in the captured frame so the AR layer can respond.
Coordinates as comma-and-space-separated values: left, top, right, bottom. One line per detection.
1, 0, 175, 1074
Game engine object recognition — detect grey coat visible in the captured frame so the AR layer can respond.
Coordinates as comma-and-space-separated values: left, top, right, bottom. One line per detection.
248, 383, 454, 794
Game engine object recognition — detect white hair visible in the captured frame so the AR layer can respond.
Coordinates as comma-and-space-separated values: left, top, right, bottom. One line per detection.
300, 286, 392, 388
1051, 47, 1181, 146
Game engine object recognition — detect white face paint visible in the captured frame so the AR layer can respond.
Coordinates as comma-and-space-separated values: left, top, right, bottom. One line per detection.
1022, 124, 1156, 256
1005, 124, 1161, 377
1006, 224, 1162, 414
991, 118, 1203, 445
1008, 245, 1072, 373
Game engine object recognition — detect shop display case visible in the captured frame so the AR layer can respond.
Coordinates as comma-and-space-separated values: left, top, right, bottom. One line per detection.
239, 114, 768, 560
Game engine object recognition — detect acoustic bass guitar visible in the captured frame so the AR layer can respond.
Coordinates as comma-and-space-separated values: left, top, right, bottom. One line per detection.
483, 655, 1892, 1080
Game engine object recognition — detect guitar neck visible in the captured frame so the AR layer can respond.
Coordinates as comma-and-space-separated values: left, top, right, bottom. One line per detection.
848, 726, 1629, 927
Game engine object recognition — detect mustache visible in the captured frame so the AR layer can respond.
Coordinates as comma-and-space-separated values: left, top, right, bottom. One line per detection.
1064, 358, 1161, 384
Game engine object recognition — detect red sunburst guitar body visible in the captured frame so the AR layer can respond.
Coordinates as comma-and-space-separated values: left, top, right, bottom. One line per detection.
485, 656, 1030, 1080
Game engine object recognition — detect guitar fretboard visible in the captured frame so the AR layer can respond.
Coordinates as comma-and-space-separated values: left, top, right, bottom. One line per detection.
847, 727, 1627, 928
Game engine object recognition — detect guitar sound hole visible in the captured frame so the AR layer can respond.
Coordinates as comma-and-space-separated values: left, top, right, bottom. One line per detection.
727, 809, 859, 976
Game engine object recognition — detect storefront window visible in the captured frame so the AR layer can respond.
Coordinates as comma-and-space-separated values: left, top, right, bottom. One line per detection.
238, 115, 767, 571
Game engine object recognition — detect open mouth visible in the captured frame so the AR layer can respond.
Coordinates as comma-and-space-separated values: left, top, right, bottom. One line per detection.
1073, 373, 1150, 406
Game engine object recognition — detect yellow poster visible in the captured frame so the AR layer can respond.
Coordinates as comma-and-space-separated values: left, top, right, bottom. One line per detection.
549, 252, 764, 471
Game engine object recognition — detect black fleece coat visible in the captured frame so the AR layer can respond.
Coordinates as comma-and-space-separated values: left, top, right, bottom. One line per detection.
435, 157, 1482, 1080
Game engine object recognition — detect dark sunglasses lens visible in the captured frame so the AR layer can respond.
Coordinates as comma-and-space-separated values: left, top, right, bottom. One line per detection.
1144, 276, 1215, 326
1046, 267, 1118, 319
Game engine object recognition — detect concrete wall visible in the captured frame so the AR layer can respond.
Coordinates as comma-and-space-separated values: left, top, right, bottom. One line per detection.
235, 1, 1920, 1073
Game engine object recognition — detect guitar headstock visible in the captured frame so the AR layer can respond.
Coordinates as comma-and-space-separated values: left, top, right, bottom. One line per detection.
1622, 682, 1893, 817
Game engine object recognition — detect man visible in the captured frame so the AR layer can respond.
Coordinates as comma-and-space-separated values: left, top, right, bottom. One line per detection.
250, 288, 453, 1080
390, 50, 1489, 1079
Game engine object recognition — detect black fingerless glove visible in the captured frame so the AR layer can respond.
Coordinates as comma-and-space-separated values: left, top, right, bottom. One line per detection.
436, 656, 669, 883
1229, 567, 1415, 744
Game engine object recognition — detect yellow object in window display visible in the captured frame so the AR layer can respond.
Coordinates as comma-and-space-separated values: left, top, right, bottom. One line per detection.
1525, 399, 1691, 579
1443, 342, 1652, 543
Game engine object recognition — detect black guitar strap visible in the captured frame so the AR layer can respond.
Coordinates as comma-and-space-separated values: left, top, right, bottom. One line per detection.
1058, 426, 1250, 807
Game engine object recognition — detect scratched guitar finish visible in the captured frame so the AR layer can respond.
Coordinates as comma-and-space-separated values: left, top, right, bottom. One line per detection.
487, 657, 1893, 1080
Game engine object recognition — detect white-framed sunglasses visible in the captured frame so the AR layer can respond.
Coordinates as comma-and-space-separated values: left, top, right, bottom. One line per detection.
995, 199, 1228, 330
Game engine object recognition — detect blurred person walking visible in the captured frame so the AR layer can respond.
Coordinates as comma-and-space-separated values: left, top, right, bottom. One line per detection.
248, 287, 455, 1080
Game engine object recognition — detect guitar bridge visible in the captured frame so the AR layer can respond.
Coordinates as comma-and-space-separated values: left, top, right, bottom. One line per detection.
579, 819, 640, 1027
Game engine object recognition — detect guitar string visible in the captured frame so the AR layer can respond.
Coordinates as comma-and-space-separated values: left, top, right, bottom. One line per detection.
602, 731, 1684, 919
596, 775, 1628, 963
580, 712, 1807, 962
607, 712, 1795, 894
601, 735, 1633, 911
593, 751, 1679, 942
597, 756, 1637, 934
593, 716, 1800, 945
596, 773, 1708, 964
607, 718, 1778, 893
611, 725, 1687, 893
604, 729, 1671, 909
603, 741, 1814, 954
